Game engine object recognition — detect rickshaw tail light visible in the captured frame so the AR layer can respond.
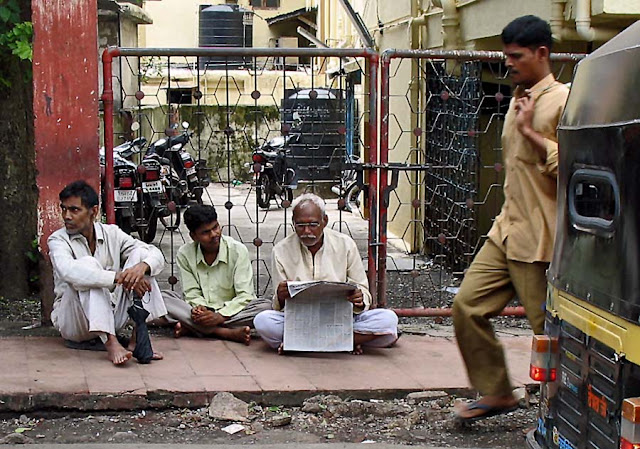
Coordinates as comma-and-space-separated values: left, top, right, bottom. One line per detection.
621, 398, 640, 447
529, 335, 558, 382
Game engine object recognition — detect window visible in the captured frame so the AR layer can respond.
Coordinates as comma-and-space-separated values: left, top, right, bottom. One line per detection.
568, 168, 619, 236
167, 88, 194, 105
250, 0, 279, 7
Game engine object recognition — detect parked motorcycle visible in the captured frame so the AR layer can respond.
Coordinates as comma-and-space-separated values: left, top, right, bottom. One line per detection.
250, 134, 299, 209
100, 132, 159, 243
144, 122, 206, 206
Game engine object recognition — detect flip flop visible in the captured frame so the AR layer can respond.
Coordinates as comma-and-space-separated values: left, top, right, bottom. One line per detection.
64, 335, 130, 352
454, 400, 519, 423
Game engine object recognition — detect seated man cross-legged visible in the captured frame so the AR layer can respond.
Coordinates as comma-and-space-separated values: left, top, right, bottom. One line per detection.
254, 193, 399, 354
49, 180, 167, 366
162, 204, 271, 344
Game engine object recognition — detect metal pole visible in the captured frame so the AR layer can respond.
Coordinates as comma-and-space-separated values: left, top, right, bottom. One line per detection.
377, 54, 390, 308
393, 306, 526, 317
367, 53, 379, 306
101, 47, 121, 224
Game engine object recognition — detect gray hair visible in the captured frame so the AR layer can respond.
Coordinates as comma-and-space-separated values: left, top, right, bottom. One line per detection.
291, 193, 326, 217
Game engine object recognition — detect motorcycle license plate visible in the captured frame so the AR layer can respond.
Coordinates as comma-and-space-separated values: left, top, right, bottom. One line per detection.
186, 167, 196, 176
114, 190, 137, 202
142, 180, 164, 193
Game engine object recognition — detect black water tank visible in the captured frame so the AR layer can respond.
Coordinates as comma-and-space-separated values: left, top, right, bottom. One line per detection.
281, 88, 349, 182
199, 4, 253, 70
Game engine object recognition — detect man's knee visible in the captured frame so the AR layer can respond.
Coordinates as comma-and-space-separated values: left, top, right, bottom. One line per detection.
253, 310, 281, 334
376, 308, 398, 328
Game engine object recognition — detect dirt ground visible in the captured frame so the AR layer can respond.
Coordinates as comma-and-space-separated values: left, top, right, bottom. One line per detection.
0, 392, 537, 447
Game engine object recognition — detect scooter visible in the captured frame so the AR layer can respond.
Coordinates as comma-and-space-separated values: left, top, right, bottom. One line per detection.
250, 134, 299, 209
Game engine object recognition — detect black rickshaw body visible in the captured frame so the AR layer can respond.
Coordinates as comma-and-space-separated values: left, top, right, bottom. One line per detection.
528, 21, 640, 449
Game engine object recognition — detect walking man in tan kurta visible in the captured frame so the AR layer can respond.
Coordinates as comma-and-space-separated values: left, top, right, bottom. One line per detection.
453, 15, 569, 422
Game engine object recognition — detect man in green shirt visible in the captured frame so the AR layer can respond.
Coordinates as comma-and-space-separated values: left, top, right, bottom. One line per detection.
162, 205, 271, 344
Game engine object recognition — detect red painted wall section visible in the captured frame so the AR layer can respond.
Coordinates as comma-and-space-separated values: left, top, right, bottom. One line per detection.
33, 0, 100, 319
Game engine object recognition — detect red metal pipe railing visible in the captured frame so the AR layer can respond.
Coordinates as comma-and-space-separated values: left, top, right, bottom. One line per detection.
367, 53, 379, 306
376, 54, 390, 308
392, 306, 526, 317
101, 47, 121, 224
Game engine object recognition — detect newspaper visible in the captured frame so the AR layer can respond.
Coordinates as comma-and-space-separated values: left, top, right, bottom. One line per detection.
283, 281, 356, 352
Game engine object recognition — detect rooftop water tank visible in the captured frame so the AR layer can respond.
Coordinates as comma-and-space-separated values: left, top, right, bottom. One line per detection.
199, 4, 253, 70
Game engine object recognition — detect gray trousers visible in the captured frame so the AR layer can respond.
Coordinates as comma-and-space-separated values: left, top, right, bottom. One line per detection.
162, 290, 272, 336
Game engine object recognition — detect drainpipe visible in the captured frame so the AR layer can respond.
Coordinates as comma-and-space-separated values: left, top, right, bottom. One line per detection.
432, 0, 460, 49
551, 0, 568, 42
575, 0, 618, 41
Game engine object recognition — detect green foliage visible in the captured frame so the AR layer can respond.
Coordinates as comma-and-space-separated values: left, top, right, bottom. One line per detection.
24, 237, 41, 292
0, 0, 33, 87
1, 20, 32, 60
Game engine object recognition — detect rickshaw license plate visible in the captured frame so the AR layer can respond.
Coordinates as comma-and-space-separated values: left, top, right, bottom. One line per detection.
142, 181, 163, 193
114, 190, 137, 202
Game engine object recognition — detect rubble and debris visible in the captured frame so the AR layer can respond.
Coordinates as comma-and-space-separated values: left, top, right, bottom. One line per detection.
208, 392, 249, 422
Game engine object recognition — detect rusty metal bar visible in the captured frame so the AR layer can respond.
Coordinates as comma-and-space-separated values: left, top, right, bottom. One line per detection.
381, 48, 585, 63
101, 47, 121, 224
367, 53, 379, 306
114, 47, 378, 58
393, 306, 526, 317
377, 55, 391, 308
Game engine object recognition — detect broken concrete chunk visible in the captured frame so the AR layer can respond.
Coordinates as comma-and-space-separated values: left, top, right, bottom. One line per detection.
406, 390, 449, 402
267, 414, 292, 427
208, 392, 249, 422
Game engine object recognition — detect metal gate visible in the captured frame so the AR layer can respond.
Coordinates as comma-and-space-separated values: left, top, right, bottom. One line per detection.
378, 49, 584, 312
101, 47, 381, 302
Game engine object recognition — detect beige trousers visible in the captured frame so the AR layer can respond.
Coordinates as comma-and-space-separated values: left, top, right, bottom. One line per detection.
452, 239, 547, 396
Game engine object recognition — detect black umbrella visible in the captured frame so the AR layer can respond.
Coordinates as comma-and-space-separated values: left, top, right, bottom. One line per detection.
127, 294, 154, 364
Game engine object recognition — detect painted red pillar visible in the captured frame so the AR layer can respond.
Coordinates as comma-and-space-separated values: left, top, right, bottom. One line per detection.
32, 0, 100, 322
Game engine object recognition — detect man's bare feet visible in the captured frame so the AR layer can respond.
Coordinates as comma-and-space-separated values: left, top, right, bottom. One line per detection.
105, 336, 132, 365
174, 322, 193, 339
278, 343, 285, 355
210, 326, 251, 345
352, 344, 364, 355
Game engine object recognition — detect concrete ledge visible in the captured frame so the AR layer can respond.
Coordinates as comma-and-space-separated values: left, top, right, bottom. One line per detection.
0, 334, 535, 412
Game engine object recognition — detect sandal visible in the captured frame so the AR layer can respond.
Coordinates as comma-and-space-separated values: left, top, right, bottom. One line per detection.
454, 400, 519, 423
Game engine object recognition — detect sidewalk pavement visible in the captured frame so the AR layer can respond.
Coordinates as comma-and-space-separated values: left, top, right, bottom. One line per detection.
0, 331, 535, 412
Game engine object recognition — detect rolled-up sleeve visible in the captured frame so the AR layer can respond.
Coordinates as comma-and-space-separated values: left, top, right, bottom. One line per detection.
538, 138, 558, 177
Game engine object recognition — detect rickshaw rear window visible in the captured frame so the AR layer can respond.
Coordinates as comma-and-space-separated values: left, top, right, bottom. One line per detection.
569, 169, 619, 235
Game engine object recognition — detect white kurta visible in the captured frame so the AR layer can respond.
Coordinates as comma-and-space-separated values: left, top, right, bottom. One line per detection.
48, 223, 167, 342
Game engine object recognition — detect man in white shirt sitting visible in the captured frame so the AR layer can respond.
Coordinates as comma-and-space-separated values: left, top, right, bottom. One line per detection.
48, 180, 168, 365
253, 193, 398, 354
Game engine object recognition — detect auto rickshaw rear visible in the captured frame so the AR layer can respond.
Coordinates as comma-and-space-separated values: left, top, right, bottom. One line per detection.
527, 20, 640, 449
